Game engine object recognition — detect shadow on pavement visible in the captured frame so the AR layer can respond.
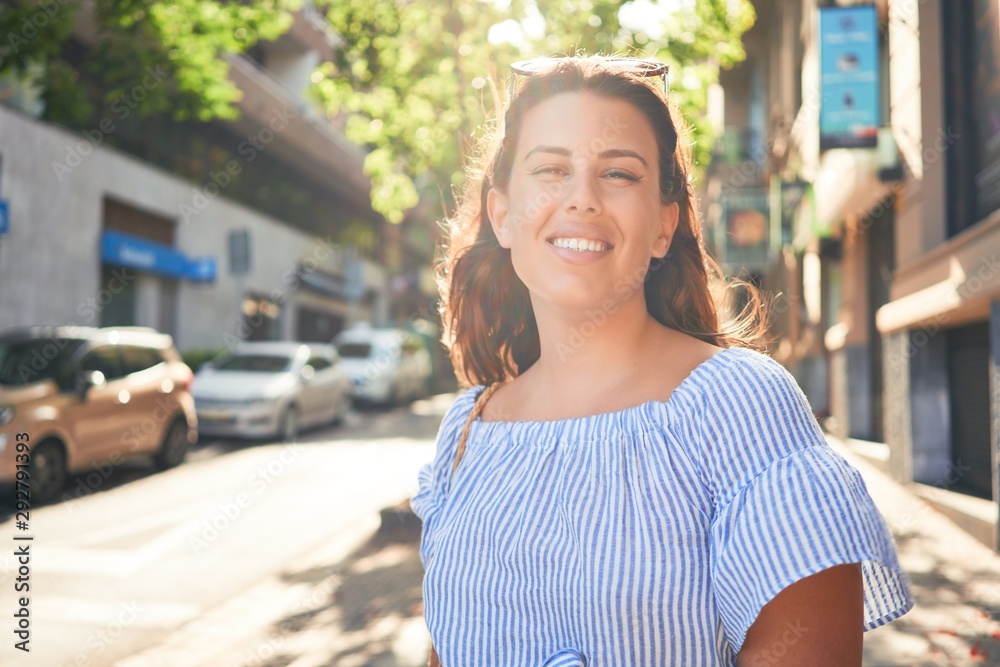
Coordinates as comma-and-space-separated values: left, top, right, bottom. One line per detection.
256, 508, 430, 667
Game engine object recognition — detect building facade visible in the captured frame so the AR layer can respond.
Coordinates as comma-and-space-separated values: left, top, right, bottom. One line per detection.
0, 5, 436, 356
707, 0, 1000, 549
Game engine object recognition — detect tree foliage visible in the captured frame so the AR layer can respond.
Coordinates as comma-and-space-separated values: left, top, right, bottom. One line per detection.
0, 0, 755, 226
311, 0, 756, 223
0, 0, 300, 126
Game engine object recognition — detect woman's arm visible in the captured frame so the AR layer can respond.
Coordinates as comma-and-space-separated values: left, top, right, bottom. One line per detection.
737, 563, 864, 667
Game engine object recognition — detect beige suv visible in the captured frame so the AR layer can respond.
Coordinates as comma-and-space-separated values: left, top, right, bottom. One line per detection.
0, 326, 197, 502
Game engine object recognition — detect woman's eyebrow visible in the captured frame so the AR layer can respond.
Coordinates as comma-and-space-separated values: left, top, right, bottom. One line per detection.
599, 149, 648, 167
523, 145, 571, 160
523, 145, 648, 168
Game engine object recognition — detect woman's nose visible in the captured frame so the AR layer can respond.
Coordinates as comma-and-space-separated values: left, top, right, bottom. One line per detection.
563, 172, 602, 215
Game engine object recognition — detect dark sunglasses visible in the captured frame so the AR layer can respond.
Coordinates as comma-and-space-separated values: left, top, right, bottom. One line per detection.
509, 57, 669, 97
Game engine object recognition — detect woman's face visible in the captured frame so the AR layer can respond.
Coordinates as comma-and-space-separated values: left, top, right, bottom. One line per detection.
487, 92, 679, 312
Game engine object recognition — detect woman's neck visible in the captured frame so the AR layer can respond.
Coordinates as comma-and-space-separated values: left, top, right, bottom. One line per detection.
526, 294, 667, 396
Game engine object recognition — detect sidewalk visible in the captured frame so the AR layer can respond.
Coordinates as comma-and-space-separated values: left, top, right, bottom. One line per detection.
829, 438, 1000, 666
221, 438, 1000, 667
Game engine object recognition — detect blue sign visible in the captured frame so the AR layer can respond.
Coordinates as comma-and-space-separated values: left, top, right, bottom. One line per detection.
819, 5, 880, 150
0, 199, 8, 238
101, 230, 217, 282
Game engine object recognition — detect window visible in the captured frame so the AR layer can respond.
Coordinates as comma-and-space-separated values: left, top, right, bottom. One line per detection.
337, 343, 372, 359
214, 354, 293, 373
121, 346, 165, 375
942, 0, 1000, 235
307, 355, 332, 371
79, 346, 126, 381
0, 338, 85, 386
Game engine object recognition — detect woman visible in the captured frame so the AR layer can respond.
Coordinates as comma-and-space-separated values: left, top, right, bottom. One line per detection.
412, 56, 913, 666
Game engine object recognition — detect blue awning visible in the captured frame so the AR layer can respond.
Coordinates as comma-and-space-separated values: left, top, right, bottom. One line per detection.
101, 230, 217, 282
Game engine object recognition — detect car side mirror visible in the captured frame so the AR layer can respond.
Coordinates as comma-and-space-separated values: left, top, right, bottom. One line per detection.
301, 365, 315, 383
75, 370, 106, 398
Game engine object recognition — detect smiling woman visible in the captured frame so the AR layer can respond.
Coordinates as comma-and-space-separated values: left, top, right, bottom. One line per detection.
416, 55, 913, 666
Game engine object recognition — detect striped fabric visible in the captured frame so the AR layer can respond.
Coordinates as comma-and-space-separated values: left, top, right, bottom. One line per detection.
411, 346, 914, 665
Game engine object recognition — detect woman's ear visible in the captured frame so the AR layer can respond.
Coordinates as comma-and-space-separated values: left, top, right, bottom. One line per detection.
653, 202, 680, 258
487, 188, 512, 249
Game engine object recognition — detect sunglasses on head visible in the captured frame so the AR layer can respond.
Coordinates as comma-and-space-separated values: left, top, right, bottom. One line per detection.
508, 57, 670, 97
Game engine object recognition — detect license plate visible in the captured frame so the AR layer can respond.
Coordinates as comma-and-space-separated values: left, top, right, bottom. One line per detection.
199, 410, 234, 422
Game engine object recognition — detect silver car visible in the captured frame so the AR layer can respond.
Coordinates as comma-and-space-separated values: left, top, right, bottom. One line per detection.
334, 325, 433, 405
192, 342, 352, 441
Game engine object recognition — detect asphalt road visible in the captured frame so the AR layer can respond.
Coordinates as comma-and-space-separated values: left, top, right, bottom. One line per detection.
0, 394, 453, 667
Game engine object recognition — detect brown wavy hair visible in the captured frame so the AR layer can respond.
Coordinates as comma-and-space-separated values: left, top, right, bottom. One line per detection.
435, 56, 771, 388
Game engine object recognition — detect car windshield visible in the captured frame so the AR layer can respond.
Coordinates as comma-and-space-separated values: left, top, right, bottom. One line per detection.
337, 343, 372, 359
214, 354, 293, 373
0, 338, 86, 386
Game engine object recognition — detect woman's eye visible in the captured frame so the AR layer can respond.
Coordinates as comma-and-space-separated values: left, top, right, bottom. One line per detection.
530, 165, 567, 177
605, 169, 640, 181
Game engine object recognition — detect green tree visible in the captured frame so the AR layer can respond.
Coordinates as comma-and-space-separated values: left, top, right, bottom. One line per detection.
0, 0, 300, 126
311, 0, 755, 223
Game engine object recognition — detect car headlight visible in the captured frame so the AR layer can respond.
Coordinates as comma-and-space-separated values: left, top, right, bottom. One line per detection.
0, 405, 14, 426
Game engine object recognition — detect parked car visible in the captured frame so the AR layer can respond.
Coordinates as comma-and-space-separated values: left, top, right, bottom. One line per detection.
334, 324, 433, 405
0, 326, 197, 503
192, 341, 351, 441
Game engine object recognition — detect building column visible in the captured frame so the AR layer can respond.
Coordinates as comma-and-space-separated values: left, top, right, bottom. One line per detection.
134, 273, 161, 329
883, 330, 912, 484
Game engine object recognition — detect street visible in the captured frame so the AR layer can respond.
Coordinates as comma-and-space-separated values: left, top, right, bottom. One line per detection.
0, 395, 450, 667
1, 389, 999, 666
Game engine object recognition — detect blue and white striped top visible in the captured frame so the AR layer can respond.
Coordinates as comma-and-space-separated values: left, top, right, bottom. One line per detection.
412, 346, 913, 666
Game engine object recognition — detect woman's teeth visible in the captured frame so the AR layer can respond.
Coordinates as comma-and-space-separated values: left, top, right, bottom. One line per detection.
550, 237, 611, 252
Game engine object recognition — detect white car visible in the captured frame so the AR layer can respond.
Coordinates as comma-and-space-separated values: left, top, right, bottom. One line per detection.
193, 342, 352, 441
334, 325, 433, 405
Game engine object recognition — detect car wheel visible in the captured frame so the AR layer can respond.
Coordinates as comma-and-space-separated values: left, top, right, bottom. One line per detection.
154, 419, 190, 471
31, 440, 67, 504
279, 406, 300, 442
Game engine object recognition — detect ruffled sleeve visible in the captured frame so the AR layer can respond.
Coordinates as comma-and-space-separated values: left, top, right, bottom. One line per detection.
696, 350, 914, 653
410, 386, 480, 567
